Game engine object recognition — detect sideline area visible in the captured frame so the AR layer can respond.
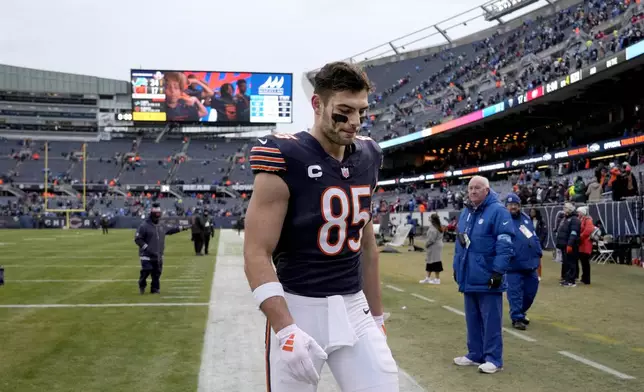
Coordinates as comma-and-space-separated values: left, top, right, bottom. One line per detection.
198, 229, 426, 392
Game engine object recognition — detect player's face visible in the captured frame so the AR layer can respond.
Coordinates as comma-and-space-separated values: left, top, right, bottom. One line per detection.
238, 82, 247, 94
468, 179, 489, 206
166, 81, 181, 104
319, 90, 369, 146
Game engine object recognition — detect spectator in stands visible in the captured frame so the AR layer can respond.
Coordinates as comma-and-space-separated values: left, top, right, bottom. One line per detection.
572, 176, 587, 203
586, 174, 603, 202
505, 193, 541, 331
420, 213, 444, 285
621, 163, 638, 197
555, 202, 581, 287
453, 176, 514, 374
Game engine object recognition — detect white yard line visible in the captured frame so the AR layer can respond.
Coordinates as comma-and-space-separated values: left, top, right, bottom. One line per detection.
11, 279, 202, 283
558, 351, 635, 379
502, 327, 537, 342
0, 303, 209, 309
385, 284, 405, 292
410, 293, 435, 303
441, 305, 466, 316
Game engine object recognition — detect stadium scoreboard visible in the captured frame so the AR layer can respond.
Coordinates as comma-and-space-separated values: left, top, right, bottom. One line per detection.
130, 70, 293, 125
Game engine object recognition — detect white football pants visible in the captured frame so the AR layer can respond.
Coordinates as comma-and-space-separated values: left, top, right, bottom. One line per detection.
265, 290, 399, 392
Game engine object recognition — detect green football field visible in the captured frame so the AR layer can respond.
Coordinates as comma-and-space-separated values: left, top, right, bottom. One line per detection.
0, 229, 643, 392
380, 241, 644, 392
0, 229, 216, 392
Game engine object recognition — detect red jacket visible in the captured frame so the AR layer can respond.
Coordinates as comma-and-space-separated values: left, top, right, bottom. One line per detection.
579, 216, 595, 255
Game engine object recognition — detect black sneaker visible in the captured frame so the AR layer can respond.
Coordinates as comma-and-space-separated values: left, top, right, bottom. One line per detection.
563, 282, 577, 287
151, 290, 160, 294
139, 288, 145, 295
522, 317, 530, 325
512, 320, 527, 330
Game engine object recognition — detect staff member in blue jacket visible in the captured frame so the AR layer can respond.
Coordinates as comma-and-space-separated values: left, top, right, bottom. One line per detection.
134, 203, 188, 294
453, 176, 515, 374
505, 193, 541, 331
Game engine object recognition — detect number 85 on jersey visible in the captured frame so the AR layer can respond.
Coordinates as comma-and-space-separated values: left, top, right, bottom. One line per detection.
318, 185, 372, 256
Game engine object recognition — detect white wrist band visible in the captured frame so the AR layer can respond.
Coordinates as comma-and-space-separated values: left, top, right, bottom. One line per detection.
253, 281, 285, 307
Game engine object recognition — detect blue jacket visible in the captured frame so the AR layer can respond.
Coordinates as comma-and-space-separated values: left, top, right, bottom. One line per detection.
508, 212, 543, 272
453, 191, 515, 293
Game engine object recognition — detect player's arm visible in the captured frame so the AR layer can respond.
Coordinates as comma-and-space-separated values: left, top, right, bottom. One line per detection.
165, 225, 188, 235
361, 221, 385, 323
243, 172, 294, 333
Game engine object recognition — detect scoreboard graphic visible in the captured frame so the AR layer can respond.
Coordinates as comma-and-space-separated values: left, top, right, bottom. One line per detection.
130, 70, 293, 124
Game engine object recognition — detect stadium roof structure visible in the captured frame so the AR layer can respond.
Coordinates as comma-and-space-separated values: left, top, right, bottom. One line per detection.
306, 0, 578, 74
0, 63, 129, 95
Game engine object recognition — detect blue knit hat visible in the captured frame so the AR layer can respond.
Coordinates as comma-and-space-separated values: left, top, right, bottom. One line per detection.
505, 193, 521, 205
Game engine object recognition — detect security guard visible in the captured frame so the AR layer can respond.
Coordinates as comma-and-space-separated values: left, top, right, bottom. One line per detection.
134, 203, 188, 294
203, 210, 215, 255
505, 193, 541, 330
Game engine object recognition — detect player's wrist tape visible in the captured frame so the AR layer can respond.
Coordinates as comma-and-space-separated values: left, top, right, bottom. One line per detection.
141, 244, 148, 250
253, 281, 285, 307
373, 314, 385, 326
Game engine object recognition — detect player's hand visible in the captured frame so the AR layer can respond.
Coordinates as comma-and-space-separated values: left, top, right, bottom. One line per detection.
566, 245, 573, 254
373, 314, 386, 337
275, 324, 327, 385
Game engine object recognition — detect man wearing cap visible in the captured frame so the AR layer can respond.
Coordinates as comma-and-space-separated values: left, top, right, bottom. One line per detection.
555, 202, 581, 287
504, 193, 541, 330
134, 203, 189, 294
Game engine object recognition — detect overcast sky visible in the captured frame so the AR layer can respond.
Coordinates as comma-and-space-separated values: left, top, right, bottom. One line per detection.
0, 0, 548, 133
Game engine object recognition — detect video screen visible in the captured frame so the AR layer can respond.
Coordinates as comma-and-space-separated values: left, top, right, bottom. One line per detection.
130, 70, 293, 124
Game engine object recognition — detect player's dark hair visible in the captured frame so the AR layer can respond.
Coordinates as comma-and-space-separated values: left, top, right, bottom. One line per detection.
314, 62, 372, 102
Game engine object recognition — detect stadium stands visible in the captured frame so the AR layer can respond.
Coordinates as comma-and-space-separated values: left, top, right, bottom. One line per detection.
360, 0, 643, 142
2, 0, 643, 224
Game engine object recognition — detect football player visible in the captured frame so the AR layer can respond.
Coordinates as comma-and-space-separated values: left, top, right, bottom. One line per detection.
244, 62, 399, 391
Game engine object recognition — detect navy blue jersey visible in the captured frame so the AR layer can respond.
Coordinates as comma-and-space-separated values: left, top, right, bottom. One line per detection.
250, 131, 382, 297
166, 100, 200, 122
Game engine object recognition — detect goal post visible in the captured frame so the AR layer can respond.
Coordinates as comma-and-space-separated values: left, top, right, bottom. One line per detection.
43, 142, 88, 228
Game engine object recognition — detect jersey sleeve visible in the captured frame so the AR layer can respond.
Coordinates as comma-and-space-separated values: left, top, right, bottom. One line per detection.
249, 138, 287, 176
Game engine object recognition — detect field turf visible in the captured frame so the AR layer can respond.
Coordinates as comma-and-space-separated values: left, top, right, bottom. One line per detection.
1, 229, 643, 391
